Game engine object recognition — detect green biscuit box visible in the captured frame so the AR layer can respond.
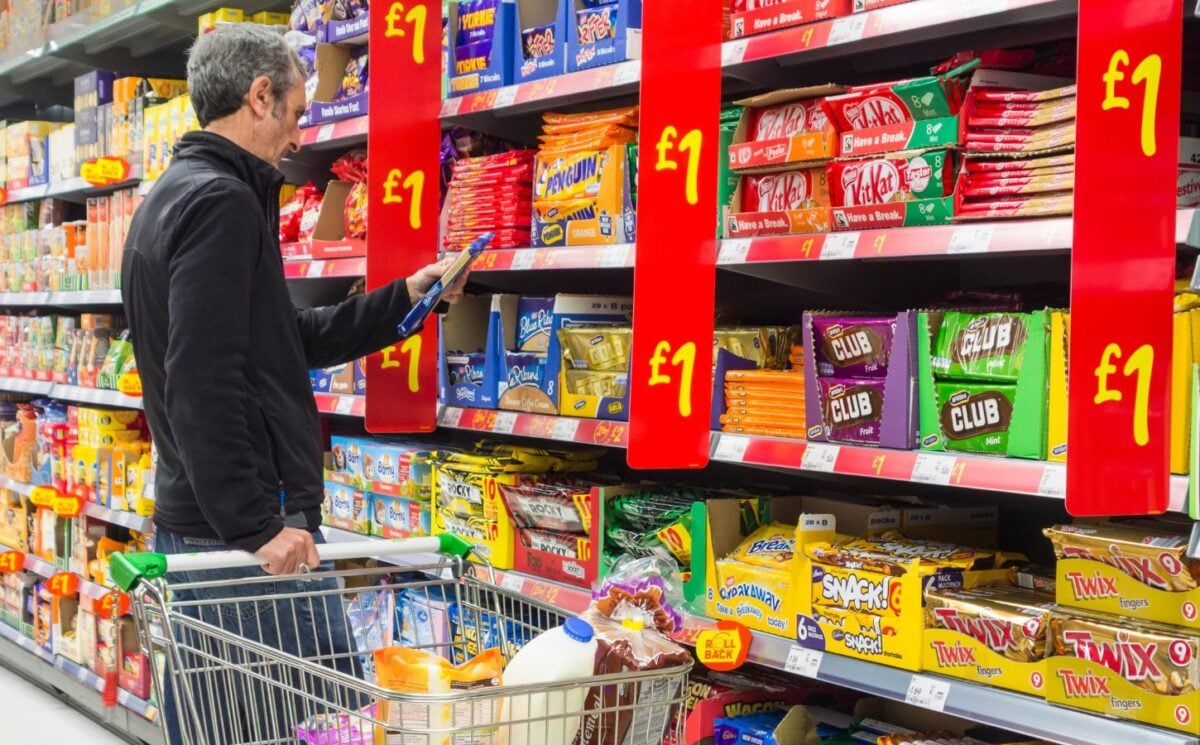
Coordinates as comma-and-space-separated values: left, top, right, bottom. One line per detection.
918, 309, 1050, 459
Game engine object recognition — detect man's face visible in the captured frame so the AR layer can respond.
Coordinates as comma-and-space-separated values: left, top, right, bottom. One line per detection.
263, 79, 307, 166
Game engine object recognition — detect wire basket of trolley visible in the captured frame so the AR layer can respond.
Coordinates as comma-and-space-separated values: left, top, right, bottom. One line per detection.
110, 533, 693, 745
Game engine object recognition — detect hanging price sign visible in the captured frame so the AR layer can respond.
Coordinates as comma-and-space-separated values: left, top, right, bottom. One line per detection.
1068, 0, 1182, 515
627, 0, 723, 468
52, 495, 83, 518
29, 485, 57, 507
80, 157, 131, 187
95, 592, 131, 620
695, 620, 751, 672
0, 550, 24, 572
46, 572, 80, 597
366, 0, 441, 432
117, 373, 143, 397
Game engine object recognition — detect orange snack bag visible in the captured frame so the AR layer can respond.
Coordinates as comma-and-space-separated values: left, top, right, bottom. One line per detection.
373, 647, 504, 745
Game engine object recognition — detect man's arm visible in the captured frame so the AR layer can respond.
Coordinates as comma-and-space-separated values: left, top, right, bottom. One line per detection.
294, 259, 458, 369
165, 187, 282, 552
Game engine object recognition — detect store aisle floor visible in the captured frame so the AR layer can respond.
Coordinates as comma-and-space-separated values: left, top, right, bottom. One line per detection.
0, 662, 130, 743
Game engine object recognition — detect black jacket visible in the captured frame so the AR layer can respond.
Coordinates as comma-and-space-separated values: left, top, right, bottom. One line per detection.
122, 131, 412, 552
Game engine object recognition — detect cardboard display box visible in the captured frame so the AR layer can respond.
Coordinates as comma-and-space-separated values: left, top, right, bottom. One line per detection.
726, 86, 843, 172
448, 0, 517, 95
512, 0, 568, 83
566, 0, 641, 72
303, 44, 369, 125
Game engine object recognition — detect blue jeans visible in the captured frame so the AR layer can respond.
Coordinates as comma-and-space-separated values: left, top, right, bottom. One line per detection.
154, 528, 364, 745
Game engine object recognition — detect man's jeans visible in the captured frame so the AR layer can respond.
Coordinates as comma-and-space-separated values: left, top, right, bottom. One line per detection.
154, 528, 363, 745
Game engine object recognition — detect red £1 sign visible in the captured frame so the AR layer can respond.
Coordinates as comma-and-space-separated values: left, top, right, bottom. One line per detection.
366, 0, 441, 432
627, 0, 723, 469
1068, 0, 1182, 515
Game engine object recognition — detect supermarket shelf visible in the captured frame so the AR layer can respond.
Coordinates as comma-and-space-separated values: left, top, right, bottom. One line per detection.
314, 393, 365, 417
723, 0, 1075, 68
0, 476, 34, 498
0, 377, 54, 395
0, 626, 163, 744
49, 384, 144, 410
0, 290, 123, 307
284, 257, 367, 280
469, 244, 636, 272
4, 175, 142, 205
281, 241, 368, 263
743, 630, 1196, 745
298, 116, 369, 150
320, 525, 1196, 745
441, 61, 641, 121
710, 432, 1190, 512
438, 406, 629, 447
719, 210, 1200, 267
81, 502, 154, 533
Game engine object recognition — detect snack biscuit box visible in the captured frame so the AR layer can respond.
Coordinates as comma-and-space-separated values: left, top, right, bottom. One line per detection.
324, 482, 371, 535
371, 493, 431, 540
725, 166, 831, 238
431, 458, 522, 569
1046, 608, 1200, 734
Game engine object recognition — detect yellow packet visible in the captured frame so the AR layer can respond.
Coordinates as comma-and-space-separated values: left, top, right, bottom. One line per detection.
374, 647, 503, 745
727, 523, 796, 567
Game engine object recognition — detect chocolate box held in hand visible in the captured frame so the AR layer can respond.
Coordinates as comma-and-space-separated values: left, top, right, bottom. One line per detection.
917, 309, 1049, 460
804, 311, 917, 449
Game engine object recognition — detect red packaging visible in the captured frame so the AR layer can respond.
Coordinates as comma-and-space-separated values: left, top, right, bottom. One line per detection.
823, 89, 911, 131
751, 99, 829, 141
828, 151, 954, 207
957, 192, 1074, 218
965, 153, 1075, 173
973, 84, 1077, 104
743, 169, 830, 212
280, 182, 322, 243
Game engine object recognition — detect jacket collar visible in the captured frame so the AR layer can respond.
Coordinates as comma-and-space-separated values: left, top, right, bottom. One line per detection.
173, 131, 284, 204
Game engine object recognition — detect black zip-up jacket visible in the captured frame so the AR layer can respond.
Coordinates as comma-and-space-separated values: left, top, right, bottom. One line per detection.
122, 131, 413, 552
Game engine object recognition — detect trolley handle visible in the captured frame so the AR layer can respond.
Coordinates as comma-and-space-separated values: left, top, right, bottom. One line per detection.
108, 533, 474, 592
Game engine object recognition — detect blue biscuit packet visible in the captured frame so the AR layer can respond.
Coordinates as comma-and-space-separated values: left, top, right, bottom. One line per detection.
521, 22, 557, 59
576, 5, 618, 44
447, 352, 486, 386
455, 0, 499, 46
454, 38, 495, 76
516, 296, 554, 352
505, 352, 546, 390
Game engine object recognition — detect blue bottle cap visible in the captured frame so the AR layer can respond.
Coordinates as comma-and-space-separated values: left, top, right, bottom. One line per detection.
563, 617, 594, 644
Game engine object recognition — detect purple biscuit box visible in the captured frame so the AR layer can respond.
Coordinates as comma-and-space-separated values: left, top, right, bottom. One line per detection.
819, 377, 886, 445
576, 5, 618, 44
516, 296, 554, 352
455, 0, 499, 46
812, 315, 894, 378
454, 38, 495, 76
521, 23, 557, 60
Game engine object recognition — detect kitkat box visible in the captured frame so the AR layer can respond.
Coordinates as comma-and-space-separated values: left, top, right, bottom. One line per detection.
828, 149, 958, 230
728, 0, 852, 40
724, 167, 832, 238
727, 86, 843, 172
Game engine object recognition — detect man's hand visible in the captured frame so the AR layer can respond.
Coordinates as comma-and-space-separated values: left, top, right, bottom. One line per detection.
406, 257, 469, 306
255, 527, 320, 575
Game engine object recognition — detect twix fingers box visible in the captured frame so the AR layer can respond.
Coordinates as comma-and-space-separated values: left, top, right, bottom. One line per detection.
1047, 609, 1200, 734
922, 586, 1052, 696
1047, 523, 1200, 630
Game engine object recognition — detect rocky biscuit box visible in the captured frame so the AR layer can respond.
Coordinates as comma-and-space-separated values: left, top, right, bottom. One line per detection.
1046, 608, 1200, 735
728, 0, 853, 40
727, 86, 843, 172
922, 586, 1053, 696
532, 145, 634, 246
917, 309, 1049, 459
725, 166, 832, 238
803, 311, 918, 449
1046, 522, 1200, 631
430, 460, 521, 569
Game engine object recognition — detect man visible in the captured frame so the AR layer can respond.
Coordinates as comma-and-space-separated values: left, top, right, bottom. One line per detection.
121, 24, 460, 743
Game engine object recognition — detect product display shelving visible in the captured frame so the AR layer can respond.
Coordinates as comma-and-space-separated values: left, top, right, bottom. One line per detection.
0, 0, 1197, 744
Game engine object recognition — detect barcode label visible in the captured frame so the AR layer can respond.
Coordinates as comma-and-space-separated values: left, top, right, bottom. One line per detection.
784, 646, 824, 678
827, 15, 868, 46
801, 443, 840, 472
510, 250, 536, 270
948, 224, 994, 254
911, 453, 955, 485
1037, 465, 1066, 498
820, 232, 860, 260
494, 86, 518, 108
718, 239, 751, 265
493, 412, 518, 434
906, 675, 951, 711
439, 407, 465, 428
551, 418, 581, 441
713, 435, 751, 462
316, 123, 336, 142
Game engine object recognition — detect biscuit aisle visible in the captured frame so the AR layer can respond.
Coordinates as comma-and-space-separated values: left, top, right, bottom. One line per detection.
0, 2, 1196, 745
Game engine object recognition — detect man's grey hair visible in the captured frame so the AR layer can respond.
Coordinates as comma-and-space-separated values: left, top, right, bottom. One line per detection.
187, 24, 305, 128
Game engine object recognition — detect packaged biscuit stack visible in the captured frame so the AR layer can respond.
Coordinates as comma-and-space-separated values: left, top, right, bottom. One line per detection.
957, 76, 1077, 220
558, 323, 631, 403
531, 106, 637, 247
443, 150, 537, 250
602, 488, 698, 576
924, 310, 1046, 458
809, 314, 899, 446
718, 326, 805, 439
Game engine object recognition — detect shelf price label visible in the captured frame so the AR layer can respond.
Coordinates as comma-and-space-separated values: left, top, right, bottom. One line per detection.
367, 0, 441, 432
29, 485, 57, 507
0, 551, 24, 572
117, 372, 142, 397
80, 157, 131, 187
627, 0, 723, 469
52, 495, 83, 518
1068, 0, 1181, 516
47, 572, 80, 597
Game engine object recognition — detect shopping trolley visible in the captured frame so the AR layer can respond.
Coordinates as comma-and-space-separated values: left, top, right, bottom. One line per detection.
110, 534, 692, 745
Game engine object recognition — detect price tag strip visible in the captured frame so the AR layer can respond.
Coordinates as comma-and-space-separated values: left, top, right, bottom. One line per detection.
713, 434, 751, 463
906, 674, 952, 711
911, 453, 956, 485
801, 443, 840, 472
784, 645, 824, 679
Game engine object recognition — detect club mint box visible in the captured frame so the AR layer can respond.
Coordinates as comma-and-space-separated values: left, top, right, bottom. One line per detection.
448, 0, 516, 95
566, 0, 641, 72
